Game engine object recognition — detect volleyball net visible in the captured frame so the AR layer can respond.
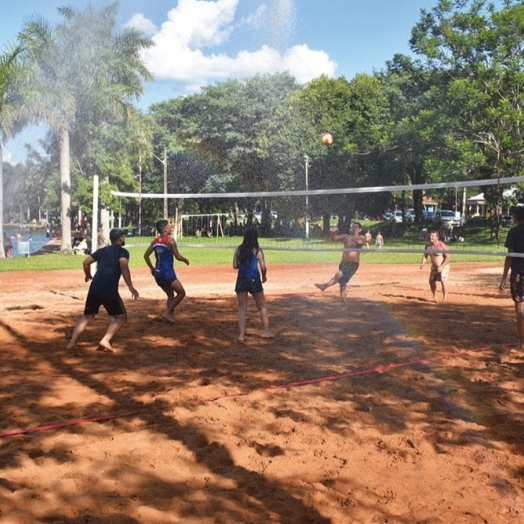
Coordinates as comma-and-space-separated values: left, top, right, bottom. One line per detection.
111, 175, 524, 260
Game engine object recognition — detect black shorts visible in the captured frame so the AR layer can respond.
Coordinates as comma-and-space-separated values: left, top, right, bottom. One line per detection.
84, 294, 126, 316
235, 276, 263, 295
510, 268, 524, 303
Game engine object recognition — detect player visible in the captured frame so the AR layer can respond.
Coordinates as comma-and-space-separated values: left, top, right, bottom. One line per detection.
233, 227, 273, 341
499, 206, 524, 348
67, 228, 139, 352
420, 229, 450, 302
314, 223, 366, 309
144, 219, 190, 322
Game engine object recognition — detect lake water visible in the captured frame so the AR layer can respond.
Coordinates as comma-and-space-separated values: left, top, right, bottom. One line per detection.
3, 225, 51, 257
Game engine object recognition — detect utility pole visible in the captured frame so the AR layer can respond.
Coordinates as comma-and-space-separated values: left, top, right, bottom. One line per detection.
304, 154, 310, 240
138, 152, 142, 236
163, 148, 168, 220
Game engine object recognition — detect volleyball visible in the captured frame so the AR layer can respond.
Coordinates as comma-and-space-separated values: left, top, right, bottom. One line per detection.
321, 132, 333, 145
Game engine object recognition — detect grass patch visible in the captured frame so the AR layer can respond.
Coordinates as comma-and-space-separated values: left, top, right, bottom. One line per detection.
0, 226, 509, 273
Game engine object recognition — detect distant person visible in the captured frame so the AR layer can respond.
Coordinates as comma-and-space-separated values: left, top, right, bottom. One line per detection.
3, 233, 13, 257
375, 231, 384, 249
72, 238, 88, 255
420, 230, 450, 302
144, 219, 190, 322
67, 228, 139, 352
97, 227, 107, 248
314, 223, 366, 309
364, 229, 372, 249
500, 206, 524, 348
233, 226, 273, 341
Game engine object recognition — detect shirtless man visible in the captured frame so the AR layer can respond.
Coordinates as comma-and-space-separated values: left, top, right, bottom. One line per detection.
420, 229, 450, 302
315, 223, 366, 308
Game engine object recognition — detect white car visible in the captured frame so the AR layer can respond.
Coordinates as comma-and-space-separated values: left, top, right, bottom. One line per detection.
433, 210, 460, 228
391, 210, 414, 223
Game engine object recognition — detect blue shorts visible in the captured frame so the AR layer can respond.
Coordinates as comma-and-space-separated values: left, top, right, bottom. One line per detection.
235, 276, 263, 295
154, 268, 177, 289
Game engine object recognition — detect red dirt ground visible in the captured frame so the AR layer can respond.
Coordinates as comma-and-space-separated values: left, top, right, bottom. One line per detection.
1, 261, 523, 523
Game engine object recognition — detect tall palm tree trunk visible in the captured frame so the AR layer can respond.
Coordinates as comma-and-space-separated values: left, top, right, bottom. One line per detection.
0, 142, 4, 258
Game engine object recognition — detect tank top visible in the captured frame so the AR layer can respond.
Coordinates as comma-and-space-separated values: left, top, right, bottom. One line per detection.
152, 235, 174, 273
238, 251, 260, 279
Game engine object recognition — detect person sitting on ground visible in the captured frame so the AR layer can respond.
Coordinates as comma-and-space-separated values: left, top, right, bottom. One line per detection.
72, 238, 88, 255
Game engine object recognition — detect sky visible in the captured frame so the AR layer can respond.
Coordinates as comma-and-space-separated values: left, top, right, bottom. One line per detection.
0, 0, 497, 161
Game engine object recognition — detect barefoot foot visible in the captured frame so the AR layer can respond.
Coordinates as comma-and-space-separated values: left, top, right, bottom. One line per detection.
97, 339, 114, 353
315, 283, 327, 292
161, 312, 176, 323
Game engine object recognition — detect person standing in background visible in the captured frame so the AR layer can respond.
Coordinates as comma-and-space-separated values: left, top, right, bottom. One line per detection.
500, 206, 524, 348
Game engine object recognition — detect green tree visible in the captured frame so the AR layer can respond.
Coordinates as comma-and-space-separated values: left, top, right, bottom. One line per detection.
408, 0, 524, 226
0, 43, 24, 257
152, 73, 300, 233
19, 2, 152, 251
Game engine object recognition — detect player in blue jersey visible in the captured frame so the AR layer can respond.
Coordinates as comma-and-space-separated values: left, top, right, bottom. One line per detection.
144, 220, 190, 322
67, 228, 139, 352
233, 227, 273, 341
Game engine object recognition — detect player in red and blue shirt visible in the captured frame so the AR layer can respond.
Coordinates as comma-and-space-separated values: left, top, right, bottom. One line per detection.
144, 220, 190, 322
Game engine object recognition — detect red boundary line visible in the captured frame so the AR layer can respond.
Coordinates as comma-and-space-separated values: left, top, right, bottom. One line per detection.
0, 345, 497, 438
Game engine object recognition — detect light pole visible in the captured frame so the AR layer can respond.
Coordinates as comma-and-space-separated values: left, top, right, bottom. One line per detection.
138, 152, 142, 236
153, 148, 168, 220
304, 154, 310, 239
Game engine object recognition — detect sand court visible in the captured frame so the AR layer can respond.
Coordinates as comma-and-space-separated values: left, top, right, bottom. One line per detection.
0, 262, 523, 523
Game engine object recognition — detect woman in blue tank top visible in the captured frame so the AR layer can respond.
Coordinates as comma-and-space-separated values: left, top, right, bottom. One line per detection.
233, 227, 273, 342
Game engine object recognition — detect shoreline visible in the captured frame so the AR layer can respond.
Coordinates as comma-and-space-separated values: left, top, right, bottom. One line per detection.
32, 238, 61, 255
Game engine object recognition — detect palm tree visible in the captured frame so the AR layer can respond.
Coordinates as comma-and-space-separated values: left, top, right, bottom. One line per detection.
19, 2, 152, 252
0, 44, 24, 258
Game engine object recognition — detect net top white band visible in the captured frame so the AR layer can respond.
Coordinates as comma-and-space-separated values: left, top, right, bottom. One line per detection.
111, 175, 524, 199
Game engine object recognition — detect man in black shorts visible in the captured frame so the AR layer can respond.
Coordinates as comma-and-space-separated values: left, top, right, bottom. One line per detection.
67, 228, 139, 352
500, 206, 524, 349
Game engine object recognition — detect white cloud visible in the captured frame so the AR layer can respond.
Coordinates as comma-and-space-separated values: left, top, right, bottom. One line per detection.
131, 0, 336, 93
125, 14, 158, 36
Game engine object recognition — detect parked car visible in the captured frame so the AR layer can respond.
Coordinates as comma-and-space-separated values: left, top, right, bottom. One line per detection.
466, 215, 489, 227
433, 210, 461, 228
391, 210, 414, 223
392, 211, 403, 223
423, 210, 435, 221
501, 214, 513, 227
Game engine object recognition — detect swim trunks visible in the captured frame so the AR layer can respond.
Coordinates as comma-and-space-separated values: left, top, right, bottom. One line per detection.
430, 263, 450, 282
338, 261, 359, 287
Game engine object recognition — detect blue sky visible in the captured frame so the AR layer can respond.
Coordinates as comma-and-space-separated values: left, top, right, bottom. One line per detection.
0, 0, 499, 161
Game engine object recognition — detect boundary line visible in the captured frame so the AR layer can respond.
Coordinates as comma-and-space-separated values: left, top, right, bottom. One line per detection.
0, 345, 499, 439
